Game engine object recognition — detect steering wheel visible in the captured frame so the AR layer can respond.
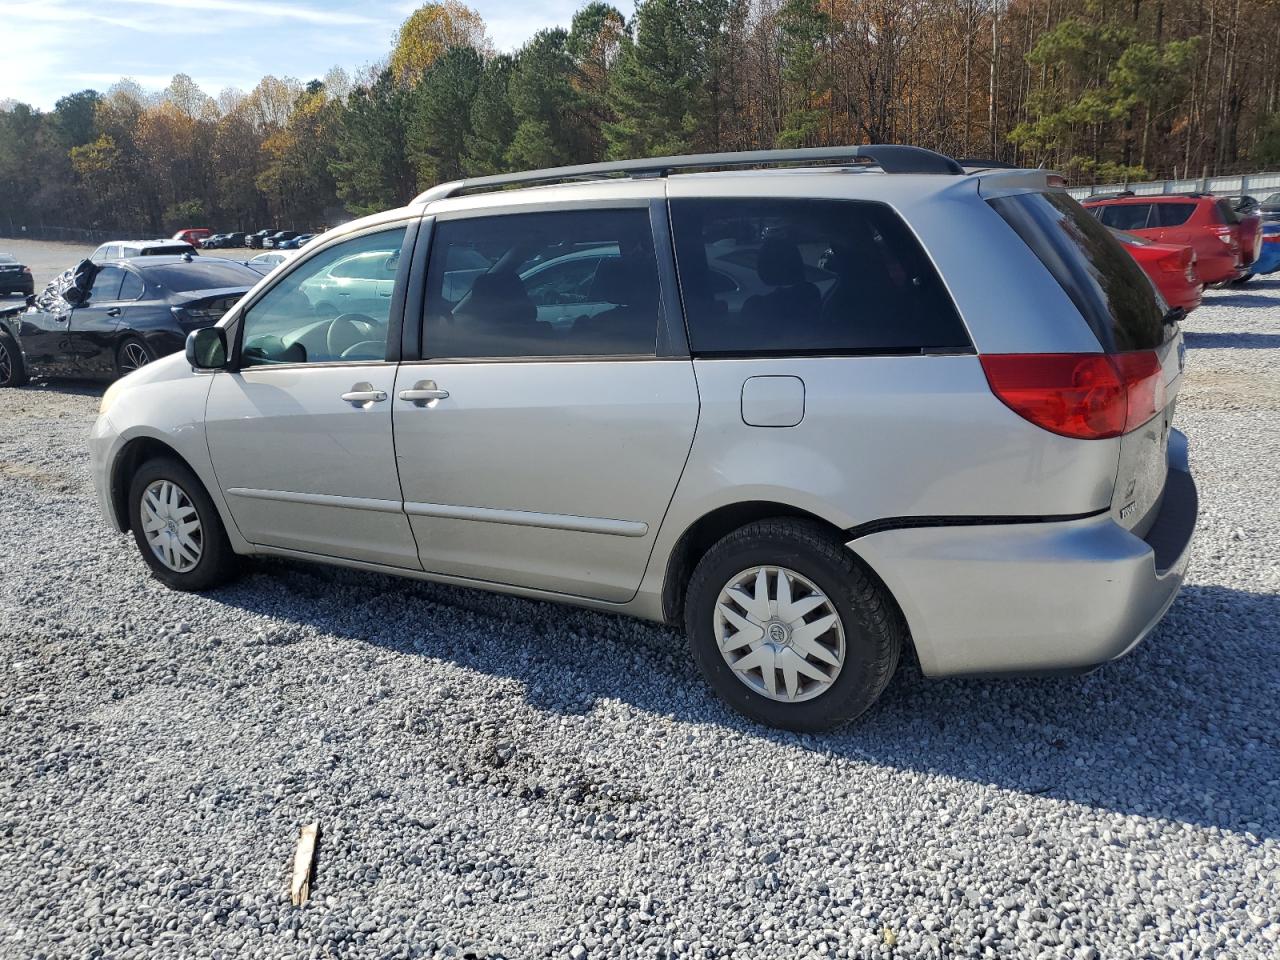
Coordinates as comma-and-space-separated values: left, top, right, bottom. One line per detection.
325, 313, 376, 359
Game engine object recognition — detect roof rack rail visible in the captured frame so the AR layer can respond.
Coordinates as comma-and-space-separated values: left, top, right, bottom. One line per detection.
413, 144, 964, 204
955, 158, 1023, 170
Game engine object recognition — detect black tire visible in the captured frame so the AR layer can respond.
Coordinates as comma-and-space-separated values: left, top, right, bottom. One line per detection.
115, 337, 156, 377
127, 457, 239, 591
0, 330, 29, 387
1231, 272, 1255, 285
684, 518, 903, 732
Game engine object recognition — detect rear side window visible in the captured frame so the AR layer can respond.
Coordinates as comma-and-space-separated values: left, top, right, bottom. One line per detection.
1096, 204, 1151, 230
1153, 203, 1196, 227
989, 191, 1165, 351
670, 198, 969, 355
87, 265, 125, 302
422, 208, 660, 359
119, 271, 145, 300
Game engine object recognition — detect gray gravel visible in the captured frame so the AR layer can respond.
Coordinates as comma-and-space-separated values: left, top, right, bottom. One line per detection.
1, 280, 1278, 959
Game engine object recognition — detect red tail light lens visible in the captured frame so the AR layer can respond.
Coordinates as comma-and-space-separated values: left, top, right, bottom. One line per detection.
981, 352, 1164, 440
1157, 254, 1184, 273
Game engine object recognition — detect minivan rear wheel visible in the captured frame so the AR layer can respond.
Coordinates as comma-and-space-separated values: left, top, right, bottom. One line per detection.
128, 457, 238, 591
684, 518, 903, 731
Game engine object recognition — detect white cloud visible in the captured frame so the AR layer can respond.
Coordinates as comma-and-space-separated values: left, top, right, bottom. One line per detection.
113, 0, 378, 26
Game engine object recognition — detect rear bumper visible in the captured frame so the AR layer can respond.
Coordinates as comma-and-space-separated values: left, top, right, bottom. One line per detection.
1252, 245, 1280, 275
851, 431, 1198, 677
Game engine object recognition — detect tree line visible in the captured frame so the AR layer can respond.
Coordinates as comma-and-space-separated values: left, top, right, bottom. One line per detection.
3, 0, 1280, 236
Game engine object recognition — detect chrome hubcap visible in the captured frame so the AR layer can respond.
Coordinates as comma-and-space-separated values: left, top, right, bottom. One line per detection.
714, 565, 845, 703
141, 479, 202, 572
120, 342, 150, 372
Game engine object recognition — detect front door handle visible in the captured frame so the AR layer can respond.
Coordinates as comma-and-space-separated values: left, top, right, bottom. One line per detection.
106, 307, 122, 317
398, 380, 449, 406
341, 382, 387, 405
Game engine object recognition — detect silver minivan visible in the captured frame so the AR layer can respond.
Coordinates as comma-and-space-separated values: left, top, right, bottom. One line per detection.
84, 146, 1198, 730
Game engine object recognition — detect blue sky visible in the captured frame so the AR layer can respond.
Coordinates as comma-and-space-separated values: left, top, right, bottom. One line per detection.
1, 0, 634, 110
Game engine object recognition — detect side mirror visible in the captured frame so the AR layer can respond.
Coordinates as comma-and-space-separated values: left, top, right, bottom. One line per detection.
186, 327, 228, 370
63, 286, 85, 306
25, 294, 35, 307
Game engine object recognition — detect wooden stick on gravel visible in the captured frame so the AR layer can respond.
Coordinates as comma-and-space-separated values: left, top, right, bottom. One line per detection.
290, 822, 319, 907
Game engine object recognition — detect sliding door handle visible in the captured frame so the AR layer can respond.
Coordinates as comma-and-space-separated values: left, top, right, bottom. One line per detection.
398, 380, 449, 405
341, 383, 387, 405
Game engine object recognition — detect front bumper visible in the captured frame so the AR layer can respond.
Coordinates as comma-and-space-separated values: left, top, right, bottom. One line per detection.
89, 413, 124, 531
851, 431, 1198, 677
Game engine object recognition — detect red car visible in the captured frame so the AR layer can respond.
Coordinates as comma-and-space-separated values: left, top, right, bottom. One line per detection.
1083, 194, 1247, 285
1111, 230, 1202, 314
172, 228, 212, 249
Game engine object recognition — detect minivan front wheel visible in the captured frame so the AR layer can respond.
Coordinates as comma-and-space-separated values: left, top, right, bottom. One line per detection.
684, 519, 903, 731
127, 457, 238, 591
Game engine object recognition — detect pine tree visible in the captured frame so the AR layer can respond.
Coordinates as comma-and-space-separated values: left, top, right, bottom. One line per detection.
408, 44, 484, 185
466, 54, 518, 175
604, 0, 700, 158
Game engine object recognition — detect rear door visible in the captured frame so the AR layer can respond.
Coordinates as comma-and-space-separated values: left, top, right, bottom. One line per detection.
392, 199, 698, 602
67, 264, 128, 376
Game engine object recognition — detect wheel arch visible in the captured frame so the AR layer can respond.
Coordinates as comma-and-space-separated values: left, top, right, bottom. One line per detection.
107, 435, 190, 531
661, 501, 845, 624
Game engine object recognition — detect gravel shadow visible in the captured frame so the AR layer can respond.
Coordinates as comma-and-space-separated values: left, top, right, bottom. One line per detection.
217, 560, 1279, 841
1201, 291, 1280, 309
1184, 331, 1280, 349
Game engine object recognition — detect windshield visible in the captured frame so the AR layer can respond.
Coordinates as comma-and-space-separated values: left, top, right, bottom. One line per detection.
138, 261, 260, 292
990, 191, 1166, 352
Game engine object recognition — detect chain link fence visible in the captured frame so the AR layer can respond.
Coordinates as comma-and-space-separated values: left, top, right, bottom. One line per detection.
0, 222, 158, 245
1067, 171, 1280, 200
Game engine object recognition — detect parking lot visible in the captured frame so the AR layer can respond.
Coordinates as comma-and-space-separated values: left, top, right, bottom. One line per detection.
0, 248, 1277, 958
0, 238, 259, 309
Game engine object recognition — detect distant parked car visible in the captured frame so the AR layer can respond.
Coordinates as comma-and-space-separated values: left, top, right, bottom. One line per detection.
0, 252, 34, 297
264, 231, 299, 249
1083, 194, 1248, 284
1259, 192, 1280, 223
1252, 222, 1280, 275
172, 228, 212, 248
225, 232, 247, 248
279, 233, 314, 249
202, 234, 228, 249
247, 229, 277, 249
0, 255, 259, 387
1218, 193, 1259, 215
1111, 230, 1202, 314
246, 251, 295, 272
91, 240, 197, 263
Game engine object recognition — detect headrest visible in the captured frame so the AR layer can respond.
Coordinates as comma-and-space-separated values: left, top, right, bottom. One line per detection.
756, 238, 806, 287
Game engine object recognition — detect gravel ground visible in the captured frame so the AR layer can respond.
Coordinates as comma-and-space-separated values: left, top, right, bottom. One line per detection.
1, 281, 1277, 960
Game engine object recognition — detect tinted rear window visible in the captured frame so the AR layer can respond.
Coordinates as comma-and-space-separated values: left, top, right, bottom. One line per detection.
670, 198, 970, 355
989, 191, 1165, 352
138, 261, 260, 293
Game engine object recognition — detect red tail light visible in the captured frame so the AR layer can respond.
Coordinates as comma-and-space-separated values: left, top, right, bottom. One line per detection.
1157, 253, 1185, 273
981, 352, 1165, 440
